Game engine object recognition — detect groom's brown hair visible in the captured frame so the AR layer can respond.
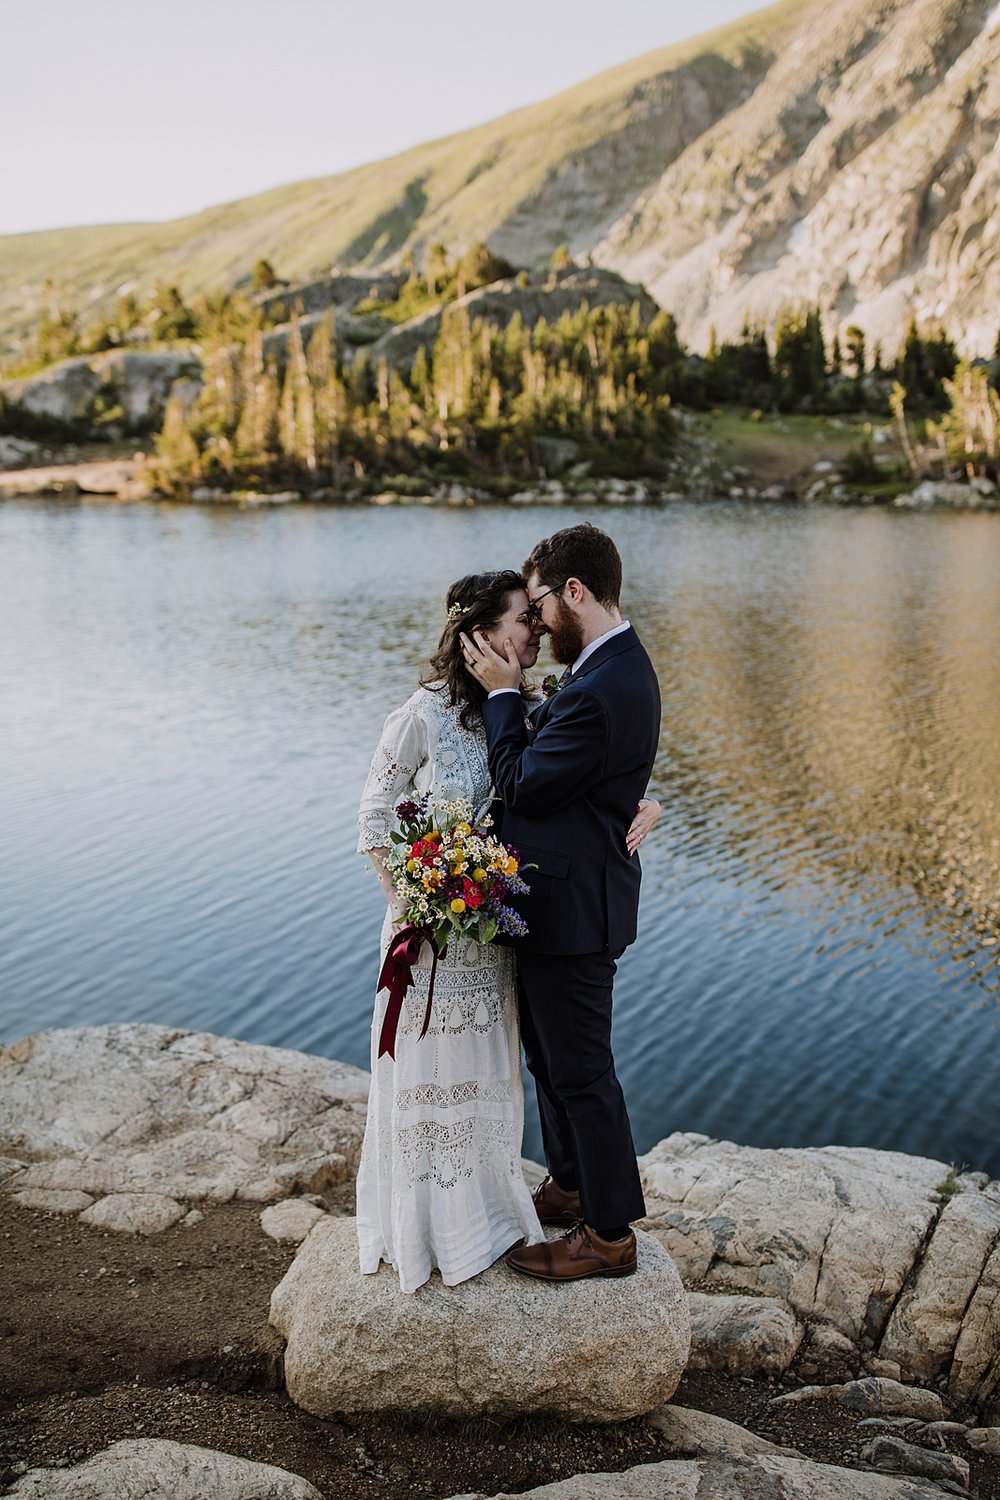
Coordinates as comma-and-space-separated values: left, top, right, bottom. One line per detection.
523, 523, 622, 608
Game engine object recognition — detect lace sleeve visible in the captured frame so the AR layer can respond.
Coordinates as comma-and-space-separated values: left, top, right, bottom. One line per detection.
357, 701, 429, 853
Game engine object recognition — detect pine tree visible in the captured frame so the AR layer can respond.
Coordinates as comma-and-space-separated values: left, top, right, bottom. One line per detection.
251, 258, 279, 291
154, 396, 201, 489
937, 362, 1000, 477
845, 325, 866, 380
426, 243, 450, 296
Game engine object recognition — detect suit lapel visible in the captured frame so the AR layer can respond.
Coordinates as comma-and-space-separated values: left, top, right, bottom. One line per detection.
527, 628, 639, 729
567, 625, 640, 684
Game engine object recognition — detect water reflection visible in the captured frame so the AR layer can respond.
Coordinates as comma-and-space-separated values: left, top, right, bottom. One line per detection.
630, 511, 1000, 999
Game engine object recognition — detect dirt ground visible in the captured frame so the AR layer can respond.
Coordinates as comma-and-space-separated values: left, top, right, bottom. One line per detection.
2, 1196, 997, 1498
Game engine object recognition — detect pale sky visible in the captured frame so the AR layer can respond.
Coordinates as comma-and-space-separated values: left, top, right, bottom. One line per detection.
0, 0, 764, 237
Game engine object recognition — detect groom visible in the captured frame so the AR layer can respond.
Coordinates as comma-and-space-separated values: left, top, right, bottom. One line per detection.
463, 523, 661, 1282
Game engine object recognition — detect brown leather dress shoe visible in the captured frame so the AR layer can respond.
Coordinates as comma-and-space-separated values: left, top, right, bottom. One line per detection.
531, 1174, 583, 1226
506, 1221, 637, 1281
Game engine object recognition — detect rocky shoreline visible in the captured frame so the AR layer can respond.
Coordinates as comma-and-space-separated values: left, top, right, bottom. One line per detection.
1, 454, 998, 512
2, 1025, 999, 1498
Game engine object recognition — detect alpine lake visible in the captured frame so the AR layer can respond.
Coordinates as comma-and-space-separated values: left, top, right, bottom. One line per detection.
2, 495, 998, 1174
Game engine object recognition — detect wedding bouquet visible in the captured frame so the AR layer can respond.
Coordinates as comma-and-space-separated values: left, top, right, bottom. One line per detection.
376, 795, 530, 1059
389, 795, 530, 950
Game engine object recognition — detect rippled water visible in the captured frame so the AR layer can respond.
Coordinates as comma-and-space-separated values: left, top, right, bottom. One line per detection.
2, 498, 999, 1173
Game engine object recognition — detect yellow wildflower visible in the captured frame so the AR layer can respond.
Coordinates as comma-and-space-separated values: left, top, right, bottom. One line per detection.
473, 868, 487, 882
450, 898, 466, 914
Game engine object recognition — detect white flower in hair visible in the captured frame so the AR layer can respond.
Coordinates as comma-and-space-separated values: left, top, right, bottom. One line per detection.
447, 601, 471, 622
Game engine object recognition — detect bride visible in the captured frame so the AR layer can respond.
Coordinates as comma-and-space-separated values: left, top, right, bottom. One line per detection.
355, 568, 659, 1293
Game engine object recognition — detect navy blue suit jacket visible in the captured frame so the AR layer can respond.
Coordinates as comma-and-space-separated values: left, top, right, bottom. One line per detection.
482, 626, 661, 955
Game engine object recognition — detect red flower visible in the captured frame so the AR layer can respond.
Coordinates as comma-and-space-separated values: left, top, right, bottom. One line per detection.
462, 878, 483, 910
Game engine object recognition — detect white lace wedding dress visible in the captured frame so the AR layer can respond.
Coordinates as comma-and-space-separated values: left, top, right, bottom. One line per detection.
355, 684, 543, 1293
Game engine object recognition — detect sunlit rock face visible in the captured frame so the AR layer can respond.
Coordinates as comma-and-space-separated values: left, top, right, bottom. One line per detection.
594, 0, 1000, 356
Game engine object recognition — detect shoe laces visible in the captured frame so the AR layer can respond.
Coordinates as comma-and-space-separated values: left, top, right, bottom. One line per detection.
566, 1219, 594, 1250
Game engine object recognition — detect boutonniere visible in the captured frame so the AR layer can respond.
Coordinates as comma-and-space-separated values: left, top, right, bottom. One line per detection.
541, 673, 562, 699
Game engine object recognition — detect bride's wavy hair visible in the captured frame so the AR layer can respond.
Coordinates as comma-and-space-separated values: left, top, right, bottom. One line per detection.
423, 569, 532, 729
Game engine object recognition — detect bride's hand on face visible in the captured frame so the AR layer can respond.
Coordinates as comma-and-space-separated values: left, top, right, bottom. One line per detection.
461, 629, 523, 692
626, 797, 661, 856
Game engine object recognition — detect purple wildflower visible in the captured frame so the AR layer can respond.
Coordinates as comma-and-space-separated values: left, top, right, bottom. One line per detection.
497, 906, 529, 938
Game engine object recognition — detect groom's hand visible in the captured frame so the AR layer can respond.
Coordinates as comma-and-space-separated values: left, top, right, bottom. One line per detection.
461, 629, 521, 693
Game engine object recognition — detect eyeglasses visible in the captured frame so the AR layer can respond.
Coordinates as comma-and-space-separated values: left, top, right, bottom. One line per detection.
525, 582, 566, 626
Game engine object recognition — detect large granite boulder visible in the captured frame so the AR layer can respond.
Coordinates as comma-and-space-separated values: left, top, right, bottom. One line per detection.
0, 1025, 369, 1222
6, 1440, 320, 1499
638, 1134, 1000, 1414
445, 1454, 961, 1498
269, 1215, 690, 1422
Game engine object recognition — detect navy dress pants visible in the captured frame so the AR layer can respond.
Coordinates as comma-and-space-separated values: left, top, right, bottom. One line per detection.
516, 948, 646, 1229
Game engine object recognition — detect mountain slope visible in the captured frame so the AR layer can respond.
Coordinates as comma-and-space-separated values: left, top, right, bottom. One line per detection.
2, 0, 998, 360
0, 0, 809, 354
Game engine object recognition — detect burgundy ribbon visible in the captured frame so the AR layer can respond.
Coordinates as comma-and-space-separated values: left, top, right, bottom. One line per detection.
376, 923, 441, 1060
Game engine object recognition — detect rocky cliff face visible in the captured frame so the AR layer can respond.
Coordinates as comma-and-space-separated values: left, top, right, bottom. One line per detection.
595, 0, 1000, 355
1, 0, 997, 360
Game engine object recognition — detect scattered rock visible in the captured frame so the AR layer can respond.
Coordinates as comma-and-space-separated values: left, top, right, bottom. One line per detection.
260, 1198, 326, 1243
916, 1422, 969, 1442
650, 1403, 800, 1458
270, 1216, 690, 1422
11, 1188, 94, 1214
894, 481, 999, 511
687, 1292, 803, 1375
5, 1439, 321, 1498
857, 1417, 922, 1430
965, 1427, 1000, 1456
79, 1192, 186, 1235
838, 1378, 945, 1421
770, 1383, 846, 1406
802, 1323, 859, 1379
861, 1435, 969, 1491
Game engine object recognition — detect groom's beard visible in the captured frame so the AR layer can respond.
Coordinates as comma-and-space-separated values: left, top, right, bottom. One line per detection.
546, 598, 586, 667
